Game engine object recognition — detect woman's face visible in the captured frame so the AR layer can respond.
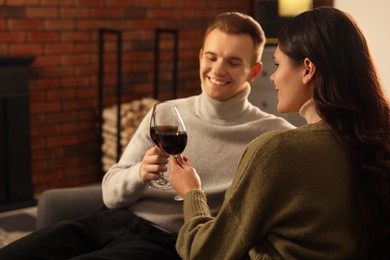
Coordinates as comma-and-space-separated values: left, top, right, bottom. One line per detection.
270, 46, 313, 113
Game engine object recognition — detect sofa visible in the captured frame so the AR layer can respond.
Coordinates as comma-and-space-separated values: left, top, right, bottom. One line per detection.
36, 184, 103, 230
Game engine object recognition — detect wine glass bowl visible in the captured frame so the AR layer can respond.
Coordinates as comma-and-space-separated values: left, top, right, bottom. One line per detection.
149, 102, 187, 197
150, 126, 187, 157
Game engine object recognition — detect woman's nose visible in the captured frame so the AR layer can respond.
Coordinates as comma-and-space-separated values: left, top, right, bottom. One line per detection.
270, 72, 275, 83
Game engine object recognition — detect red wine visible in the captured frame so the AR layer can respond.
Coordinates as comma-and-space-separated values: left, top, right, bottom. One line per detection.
150, 126, 187, 155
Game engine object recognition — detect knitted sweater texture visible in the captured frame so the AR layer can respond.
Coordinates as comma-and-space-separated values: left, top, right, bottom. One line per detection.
102, 85, 295, 233
177, 122, 365, 259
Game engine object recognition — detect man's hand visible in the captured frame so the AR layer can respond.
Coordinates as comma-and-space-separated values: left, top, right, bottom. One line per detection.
139, 146, 169, 182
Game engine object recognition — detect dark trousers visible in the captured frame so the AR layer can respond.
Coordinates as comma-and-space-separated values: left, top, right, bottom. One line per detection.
0, 208, 181, 260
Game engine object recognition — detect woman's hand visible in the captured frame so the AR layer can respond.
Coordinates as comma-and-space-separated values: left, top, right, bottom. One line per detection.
169, 155, 201, 198
139, 146, 169, 182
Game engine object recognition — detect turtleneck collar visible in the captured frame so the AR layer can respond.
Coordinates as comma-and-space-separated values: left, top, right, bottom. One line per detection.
196, 82, 252, 123
299, 99, 322, 124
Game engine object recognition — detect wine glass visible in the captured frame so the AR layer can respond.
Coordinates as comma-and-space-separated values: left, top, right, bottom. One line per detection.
149, 101, 187, 200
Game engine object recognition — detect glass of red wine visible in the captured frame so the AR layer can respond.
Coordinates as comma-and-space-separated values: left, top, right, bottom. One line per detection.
149, 101, 187, 200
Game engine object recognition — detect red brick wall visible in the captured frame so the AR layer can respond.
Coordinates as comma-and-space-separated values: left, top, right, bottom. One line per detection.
0, 0, 252, 195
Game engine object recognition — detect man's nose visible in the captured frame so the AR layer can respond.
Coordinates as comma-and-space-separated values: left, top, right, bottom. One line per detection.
212, 60, 227, 76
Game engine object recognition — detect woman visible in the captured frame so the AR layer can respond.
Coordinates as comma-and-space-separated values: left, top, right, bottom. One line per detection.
170, 7, 390, 259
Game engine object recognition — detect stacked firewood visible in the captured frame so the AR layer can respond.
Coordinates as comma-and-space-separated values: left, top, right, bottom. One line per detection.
101, 97, 158, 171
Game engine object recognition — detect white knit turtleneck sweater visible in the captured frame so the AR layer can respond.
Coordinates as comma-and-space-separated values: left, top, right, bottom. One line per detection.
102, 85, 295, 233
299, 99, 322, 124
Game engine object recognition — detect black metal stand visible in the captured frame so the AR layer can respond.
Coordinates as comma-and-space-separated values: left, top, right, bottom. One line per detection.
97, 28, 179, 176
153, 28, 179, 100
98, 29, 122, 175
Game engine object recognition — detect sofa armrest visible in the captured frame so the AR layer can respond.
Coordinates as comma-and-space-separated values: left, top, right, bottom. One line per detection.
36, 184, 103, 230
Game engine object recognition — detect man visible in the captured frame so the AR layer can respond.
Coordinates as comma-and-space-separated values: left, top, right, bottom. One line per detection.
0, 12, 295, 259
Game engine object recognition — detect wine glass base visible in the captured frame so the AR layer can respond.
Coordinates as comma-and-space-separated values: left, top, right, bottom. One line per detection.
147, 174, 183, 201
148, 180, 173, 191
174, 195, 183, 201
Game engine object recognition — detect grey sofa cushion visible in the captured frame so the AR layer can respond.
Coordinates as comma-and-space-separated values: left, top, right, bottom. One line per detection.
36, 184, 103, 230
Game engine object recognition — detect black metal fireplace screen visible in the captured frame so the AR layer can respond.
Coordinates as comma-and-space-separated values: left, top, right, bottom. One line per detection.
0, 56, 36, 211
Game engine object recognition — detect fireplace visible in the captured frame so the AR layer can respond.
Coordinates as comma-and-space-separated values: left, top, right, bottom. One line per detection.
0, 56, 35, 211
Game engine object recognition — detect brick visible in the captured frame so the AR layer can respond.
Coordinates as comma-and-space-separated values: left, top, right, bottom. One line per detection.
0, 6, 26, 18
147, 9, 176, 19
9, 43, 43, 55
47, 134, 79, 148
160, 0, 185, 8
27, 32, 60, 42
32, 170, 64, 183
61, 76, 90, 87
26, 7, 58, 18
123, 8, 147, 19
8, 19, 43, 30
91, 8, 124, 19
0, 19, 5, 29
60, 7, 89, 18
30, 101, 62, 114
131, 19, 158, 30
41, 0, 74, 5
76, 19, 106, 30
0, 31, 25, 42
74, 43, 97, 53
33, 55, 61, 66
133, 0, 159, 7
44, 19, 75, 30
48, 156, 80, 170
46, 88, 77, 101
45, 111, 79, 124
77, 88, 98, 98
75, 0, 104, 6
0, 43, 9, 55
30, 78, 61, 90
44, 43, 74, 54
31, 160, 49, 173
29, 90, 46, 102
61, 53, 91, 65
62, 121, 92, 134
30, 137, 47, 150
62, 99, 94, 110
61, 32, 91, 42
107, 0, 136, 7
7, 0, 40, 5
75, 65, 98, 75
29, 113, 48, 127
64, 165, 100, 180
79, 131, 99, 142
43, 65, 74, 77
31, 125, 62, 137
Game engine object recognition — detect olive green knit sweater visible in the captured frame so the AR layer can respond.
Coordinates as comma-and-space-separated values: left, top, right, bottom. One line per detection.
177, 122, 366, 259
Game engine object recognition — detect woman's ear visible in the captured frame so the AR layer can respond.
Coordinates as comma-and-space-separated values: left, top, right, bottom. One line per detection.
303, 58, 316, 84
247, 62, 263, 82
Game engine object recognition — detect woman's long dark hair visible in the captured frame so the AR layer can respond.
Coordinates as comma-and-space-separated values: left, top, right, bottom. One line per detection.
278, 7, 390, 258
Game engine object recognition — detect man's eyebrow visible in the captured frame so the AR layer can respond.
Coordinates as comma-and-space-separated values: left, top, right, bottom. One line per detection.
204, 51, 216, 56
228, 57, 243, 62
204, 51, 243, 62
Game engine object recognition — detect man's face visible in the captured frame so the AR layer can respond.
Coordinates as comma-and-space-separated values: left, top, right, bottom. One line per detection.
199, 28, 259, 101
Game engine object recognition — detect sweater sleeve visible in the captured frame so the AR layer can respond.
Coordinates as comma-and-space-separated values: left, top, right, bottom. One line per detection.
102, 109, 155, 208
176, 132, 289, 260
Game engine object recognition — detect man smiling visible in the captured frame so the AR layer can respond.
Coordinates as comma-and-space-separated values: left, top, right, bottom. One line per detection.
0, 12, 295, 259
200, 26, 262, 101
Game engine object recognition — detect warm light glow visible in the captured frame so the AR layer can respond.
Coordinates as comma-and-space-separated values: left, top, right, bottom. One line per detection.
278, 0, 312, 17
